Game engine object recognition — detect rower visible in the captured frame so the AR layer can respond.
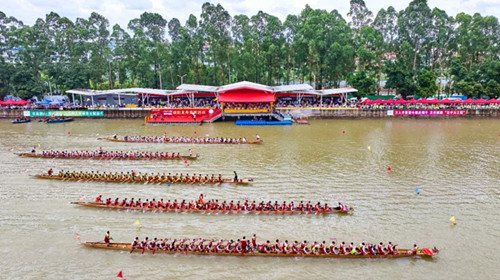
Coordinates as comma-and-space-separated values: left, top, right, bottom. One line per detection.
130, 237, 141, 253
104, 231, 113, 246
48, 168, 53, 176
95, 195, 102, 203
256, 134, 260, 140
233, 171, 238, 182
240, 236, 248, 253
410, 244, 419, 255
31, 147, 36, 153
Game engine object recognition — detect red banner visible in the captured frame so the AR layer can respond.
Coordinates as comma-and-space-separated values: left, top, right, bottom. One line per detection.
151, 108, 220, 117
388, 110, 467, 116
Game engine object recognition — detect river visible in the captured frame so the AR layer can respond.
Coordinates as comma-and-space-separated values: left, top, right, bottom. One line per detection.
0, 119, 498, 279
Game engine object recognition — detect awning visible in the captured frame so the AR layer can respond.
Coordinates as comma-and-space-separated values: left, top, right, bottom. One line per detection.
219, 93, 275, 103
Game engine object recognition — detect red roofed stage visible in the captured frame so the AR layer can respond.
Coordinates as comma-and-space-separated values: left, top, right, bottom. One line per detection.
218, 90, 275, 103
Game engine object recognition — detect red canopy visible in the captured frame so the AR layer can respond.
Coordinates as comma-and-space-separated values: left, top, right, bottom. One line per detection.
394, 99, 407, 104
219, 92, 275, 103
0, 99, 30, 106
473, 98, 487, 104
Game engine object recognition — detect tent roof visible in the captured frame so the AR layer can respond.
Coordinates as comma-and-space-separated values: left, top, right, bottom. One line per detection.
319, 88, 358, 95
176, 84, 219, 92
219, 81, 272, 92
67, 88, 178, 96
273, 84, 314, 92
69, 82, 357, 97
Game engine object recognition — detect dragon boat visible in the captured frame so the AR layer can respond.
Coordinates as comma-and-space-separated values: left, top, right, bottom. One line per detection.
98, 136, 262, 144
17, 152, 198, 160
70, 198, 352, 215
33, 173, 253, 185
82, 241, 438, 259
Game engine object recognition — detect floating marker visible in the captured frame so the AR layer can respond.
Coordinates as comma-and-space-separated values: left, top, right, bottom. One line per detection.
342, 130, 346, 134
367, 146, 371, 151
450, 216, 456, 225
68, 131, 71, 135
387, 166, 392, 171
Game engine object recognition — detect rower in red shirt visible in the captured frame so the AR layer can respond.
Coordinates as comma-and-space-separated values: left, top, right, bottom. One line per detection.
251, 234, 257, 249
95, 195, 102, 203
104, 231, 113, 246
240, 237, 248, 252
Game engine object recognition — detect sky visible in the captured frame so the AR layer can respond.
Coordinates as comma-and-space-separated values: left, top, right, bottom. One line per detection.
2, 0, 499, 29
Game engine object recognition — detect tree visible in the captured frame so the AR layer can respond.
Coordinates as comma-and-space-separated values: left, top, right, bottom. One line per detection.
397, 0, 432, 70
348, 0, 373, 30
384, 60, 417, 98
416, 69, 437, 97
347, 71, 377, 95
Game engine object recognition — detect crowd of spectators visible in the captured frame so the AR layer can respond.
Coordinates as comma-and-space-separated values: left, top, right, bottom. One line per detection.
2, 95, 499, 111
223, 103, 271, 111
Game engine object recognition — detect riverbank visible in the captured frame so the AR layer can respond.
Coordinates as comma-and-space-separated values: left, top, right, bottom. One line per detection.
1, 108, 499, 119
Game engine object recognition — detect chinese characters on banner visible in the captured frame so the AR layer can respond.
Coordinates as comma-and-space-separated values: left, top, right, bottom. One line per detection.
387, 110, 467, 116
151, 108, 215, 116
24, 110, 104, 117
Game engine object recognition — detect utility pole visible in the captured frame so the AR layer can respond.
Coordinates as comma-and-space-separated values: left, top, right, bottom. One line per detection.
177, 74, 187, 85
158, 64, 163, 89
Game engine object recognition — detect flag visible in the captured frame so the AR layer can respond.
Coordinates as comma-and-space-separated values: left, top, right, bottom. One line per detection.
450, 216, 456, 223
135, 220, 140, 225
116, 271, 123, 279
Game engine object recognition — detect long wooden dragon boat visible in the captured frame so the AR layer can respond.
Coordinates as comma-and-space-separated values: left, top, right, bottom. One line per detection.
98, 137, 262, 144
17, 152, 198, 160
70, 201, 352, 215
33, 174, 253, 185
82, 242, 437, 259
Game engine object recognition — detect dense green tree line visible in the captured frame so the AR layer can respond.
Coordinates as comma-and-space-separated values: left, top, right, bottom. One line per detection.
0, 0, 499, 100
